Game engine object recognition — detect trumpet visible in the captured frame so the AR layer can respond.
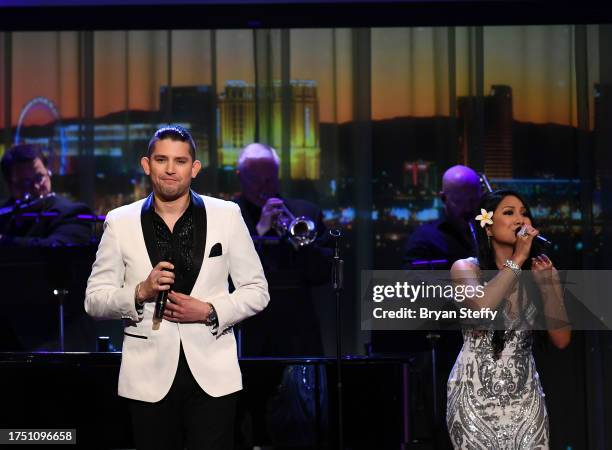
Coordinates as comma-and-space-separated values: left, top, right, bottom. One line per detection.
271, 202, 317, 249
0, 192, 56, 217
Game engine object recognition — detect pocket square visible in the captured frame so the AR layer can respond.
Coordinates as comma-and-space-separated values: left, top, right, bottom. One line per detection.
209, 242, 223, 257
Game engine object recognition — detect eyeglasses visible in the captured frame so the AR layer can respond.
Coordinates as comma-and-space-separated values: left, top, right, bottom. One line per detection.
12, 171, 49, 189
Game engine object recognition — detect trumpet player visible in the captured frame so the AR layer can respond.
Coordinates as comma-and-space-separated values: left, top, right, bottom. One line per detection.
234, 143, 333, 448
235, 143, 332, 357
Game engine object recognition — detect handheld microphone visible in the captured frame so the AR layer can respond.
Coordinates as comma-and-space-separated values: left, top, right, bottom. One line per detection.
516, 226, 553, 248
154, 254, 174, 321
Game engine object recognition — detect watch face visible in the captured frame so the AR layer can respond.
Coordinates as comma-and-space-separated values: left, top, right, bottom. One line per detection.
207, 307, 217, 324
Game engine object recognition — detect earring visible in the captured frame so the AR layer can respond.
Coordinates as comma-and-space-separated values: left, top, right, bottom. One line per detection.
487, 235, 491, 248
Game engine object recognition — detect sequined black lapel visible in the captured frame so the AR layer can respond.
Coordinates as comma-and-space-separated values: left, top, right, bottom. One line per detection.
188, 190, 206, 295
140, 193, 161, 269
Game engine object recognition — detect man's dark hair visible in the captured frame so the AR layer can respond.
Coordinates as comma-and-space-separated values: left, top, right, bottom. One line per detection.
147, 125, 196, 161
1, 144, 49, 181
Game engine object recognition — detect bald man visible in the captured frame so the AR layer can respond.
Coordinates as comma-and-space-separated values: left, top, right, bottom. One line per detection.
390, 165, 483, 444
235, 143, 331, 357
402, 165, 482, 270
234, 143, 332, 447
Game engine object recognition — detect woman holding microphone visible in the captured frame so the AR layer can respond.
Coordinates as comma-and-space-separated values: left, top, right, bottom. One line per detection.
446, 190, 571, 449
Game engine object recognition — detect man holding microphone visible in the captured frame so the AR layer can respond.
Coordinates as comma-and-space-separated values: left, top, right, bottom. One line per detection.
85, 125, 269, 450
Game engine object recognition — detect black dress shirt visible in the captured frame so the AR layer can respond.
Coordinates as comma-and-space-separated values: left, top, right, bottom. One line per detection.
150, 201, 195, 295
140, 194, 217, 329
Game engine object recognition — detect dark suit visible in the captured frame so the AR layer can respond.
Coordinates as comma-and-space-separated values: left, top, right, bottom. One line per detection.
394, 215, 477, 449
0, 194, 94, 350
0, 194, 93, 247
377, 215, 477, 354
402, 216, 477, 270
235, 196, 331, 448
235, 196, 331, 357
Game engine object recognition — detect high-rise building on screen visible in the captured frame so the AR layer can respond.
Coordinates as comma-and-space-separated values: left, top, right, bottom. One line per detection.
218, 81, 256, 168
218, 79, 320, 179
458, 84, 513, 178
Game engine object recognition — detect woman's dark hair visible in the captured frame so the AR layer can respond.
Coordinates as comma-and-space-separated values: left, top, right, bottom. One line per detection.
474, 190, 544, 356
476, 189, 545, 271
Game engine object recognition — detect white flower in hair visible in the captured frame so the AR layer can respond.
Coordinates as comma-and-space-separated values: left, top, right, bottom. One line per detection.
475, 209, 494, 228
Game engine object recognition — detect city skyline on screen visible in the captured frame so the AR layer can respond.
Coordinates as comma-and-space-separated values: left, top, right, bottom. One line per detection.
4, 26, 585, 128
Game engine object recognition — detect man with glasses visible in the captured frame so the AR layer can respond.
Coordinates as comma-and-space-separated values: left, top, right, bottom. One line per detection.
0, 143, 92, 247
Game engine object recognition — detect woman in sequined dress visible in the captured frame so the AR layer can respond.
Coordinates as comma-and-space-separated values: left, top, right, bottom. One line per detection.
446, 190, 571, 449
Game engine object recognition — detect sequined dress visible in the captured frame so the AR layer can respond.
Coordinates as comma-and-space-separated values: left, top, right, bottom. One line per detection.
446, 262, 549, 449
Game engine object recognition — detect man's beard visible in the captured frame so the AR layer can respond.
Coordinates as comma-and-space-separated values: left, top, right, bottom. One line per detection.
156, 182, 187, 201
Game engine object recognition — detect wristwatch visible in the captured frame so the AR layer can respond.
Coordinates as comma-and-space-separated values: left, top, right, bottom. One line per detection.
134, 283, 145, 309
503, 259, 522, 278
205, 303, 218, 325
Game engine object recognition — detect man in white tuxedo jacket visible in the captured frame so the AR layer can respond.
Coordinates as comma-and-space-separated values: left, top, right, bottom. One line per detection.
85, 125, 269, 450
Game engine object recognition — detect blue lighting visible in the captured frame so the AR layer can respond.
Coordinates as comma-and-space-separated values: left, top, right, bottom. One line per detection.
389, 207, 409, 221
322, 209, 336, 222
330, 179, 337, 196
340, 207, 355, 224
415, 208, 439, 222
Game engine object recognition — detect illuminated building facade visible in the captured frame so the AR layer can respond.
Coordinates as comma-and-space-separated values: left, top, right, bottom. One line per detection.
217, 81, 256, 168
218, 80, 320, 179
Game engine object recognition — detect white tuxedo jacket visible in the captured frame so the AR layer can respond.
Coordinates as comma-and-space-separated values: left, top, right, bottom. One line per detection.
85, 192, 269, 402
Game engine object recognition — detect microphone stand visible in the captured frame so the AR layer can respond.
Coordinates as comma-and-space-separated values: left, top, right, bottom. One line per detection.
411, 259, 442, 449
426, 331, 440, 450
330, 229, 344, 450
52, 288, 68, 352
